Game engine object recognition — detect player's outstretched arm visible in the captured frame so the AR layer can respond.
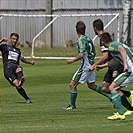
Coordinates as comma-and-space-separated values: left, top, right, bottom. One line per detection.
66, 54, 83, 64
21, 57, 35, 65
0, 38, 7, 43
95, 58, 119, 70
87, 51, 108, 71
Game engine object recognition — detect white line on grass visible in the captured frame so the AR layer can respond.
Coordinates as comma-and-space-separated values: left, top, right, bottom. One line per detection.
0, 56, 101, 60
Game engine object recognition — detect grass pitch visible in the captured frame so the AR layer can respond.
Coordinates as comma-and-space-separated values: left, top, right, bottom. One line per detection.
0, 49, 133, 132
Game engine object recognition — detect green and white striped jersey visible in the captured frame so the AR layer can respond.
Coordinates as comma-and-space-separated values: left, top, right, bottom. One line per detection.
77, 35, 95, 70
109, 42, 133, 72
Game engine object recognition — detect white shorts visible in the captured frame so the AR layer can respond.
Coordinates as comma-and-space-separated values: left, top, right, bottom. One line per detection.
114, 72, 133, 87
72, 68, 96, 84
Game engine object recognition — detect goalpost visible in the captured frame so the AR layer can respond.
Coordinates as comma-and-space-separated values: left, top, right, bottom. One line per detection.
0, 13, 120, 59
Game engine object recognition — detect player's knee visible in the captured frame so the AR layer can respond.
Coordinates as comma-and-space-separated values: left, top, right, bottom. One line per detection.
69, 83, 75, 90
13, 80, 19, 88
69, 83, 73, 89
16, 67, 23, 73
14, 83, 20, 88
102, 87, 107, 92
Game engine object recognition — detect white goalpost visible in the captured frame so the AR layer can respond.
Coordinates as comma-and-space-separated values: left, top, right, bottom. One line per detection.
0, 13, 120, 59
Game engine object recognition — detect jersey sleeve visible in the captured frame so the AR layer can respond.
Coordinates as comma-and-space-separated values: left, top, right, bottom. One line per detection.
20, 54, 24, 60
109, 42, 120, 52
100, 41, 108, 52
17, 48, 24, 60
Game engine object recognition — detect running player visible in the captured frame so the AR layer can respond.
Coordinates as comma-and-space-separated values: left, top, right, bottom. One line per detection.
0, 33, 34, 103
62, 21, 112, 110
96, 32, 133, 120
88, 19, 133, 115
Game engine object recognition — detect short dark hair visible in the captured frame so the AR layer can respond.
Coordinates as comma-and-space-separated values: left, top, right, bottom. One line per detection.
10, 33, 19, 39
93, 19, 104, 31
100, 32, 112, 44
76, 21, 86, 35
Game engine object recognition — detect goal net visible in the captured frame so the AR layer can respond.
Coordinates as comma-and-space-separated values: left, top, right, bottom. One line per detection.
0, 13, 119, 59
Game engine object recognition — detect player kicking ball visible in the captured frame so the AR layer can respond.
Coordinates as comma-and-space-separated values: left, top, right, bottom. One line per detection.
0, 33, 34, 103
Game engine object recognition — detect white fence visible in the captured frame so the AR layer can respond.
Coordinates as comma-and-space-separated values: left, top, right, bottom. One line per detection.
0, 13, 119, 58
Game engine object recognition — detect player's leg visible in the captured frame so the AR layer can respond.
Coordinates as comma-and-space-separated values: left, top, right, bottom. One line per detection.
62, 68, 82, 110
102, 69, 112, 93
87, 71, 112, 101
62, 81, 78, 110
107, 73, 133, 120
107, 82, 125, 120
113, 66, 133, 106
102, 81, 110, 93
121, 90, 133, 106
15, 66, 25, 87
4, 67, 31, 103
13, 79, 31, 103
69, 81, 78, 108
103, 69, 133, 113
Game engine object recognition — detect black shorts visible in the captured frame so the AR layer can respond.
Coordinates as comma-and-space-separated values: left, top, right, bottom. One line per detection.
103, 65, 124, 84
4, 65, 21, 86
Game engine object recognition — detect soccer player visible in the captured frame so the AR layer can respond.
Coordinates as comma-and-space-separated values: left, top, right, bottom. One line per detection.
96, 32, 133, 120
88, 19, 133, 115
0, 33, 34, 103
62, 21, 112, 110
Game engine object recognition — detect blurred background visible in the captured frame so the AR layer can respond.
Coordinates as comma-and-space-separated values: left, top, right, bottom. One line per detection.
0, 0, 132, 51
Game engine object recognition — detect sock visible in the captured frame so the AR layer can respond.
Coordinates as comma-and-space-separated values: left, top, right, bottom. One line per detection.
111, 92, 124, 115
70, 90, 77, 108
121, 90, 131, 97
17, 71, 24, 81
95, 85, 112, 101
121, 95, 133, 111
17, 87, 30, 100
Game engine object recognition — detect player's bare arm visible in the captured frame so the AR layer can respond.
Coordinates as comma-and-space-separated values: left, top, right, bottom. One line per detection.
66, 54, 84, 64
0, 38, 7, 43
21, 57, 35, 65
87, 51, 108, 71
95, 58, 120, 70
118, 45, 128, 72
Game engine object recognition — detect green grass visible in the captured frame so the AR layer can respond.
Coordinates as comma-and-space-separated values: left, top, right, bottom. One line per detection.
19, 45, 133, 57
0, 46, 133, 133
12, 45, 102, 57
0, 59, 133, 133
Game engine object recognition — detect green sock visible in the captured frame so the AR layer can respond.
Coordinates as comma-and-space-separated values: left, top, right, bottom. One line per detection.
111, 92, 124, 115
95, 85, 112, 101
70, 90, 77, 108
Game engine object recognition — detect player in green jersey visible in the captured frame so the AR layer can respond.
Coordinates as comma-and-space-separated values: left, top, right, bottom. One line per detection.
96, 32, 133, 120
89, 19, 133, 115
62, 21, 112, 110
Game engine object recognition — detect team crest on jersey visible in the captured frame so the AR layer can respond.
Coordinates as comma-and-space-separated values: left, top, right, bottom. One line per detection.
112, 70, 118, 78
109, 46, 115, 51
8, 51, 19, 61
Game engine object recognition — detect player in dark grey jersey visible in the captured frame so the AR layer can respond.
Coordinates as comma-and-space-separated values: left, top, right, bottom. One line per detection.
0, 33, 34, 103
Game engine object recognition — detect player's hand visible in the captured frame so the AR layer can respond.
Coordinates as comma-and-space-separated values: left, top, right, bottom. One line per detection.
0, 38, 7, 43
95, 65, 102, 71
66, 59, 73, 64
87, 66, 94, 71
123, 65, 128, 73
